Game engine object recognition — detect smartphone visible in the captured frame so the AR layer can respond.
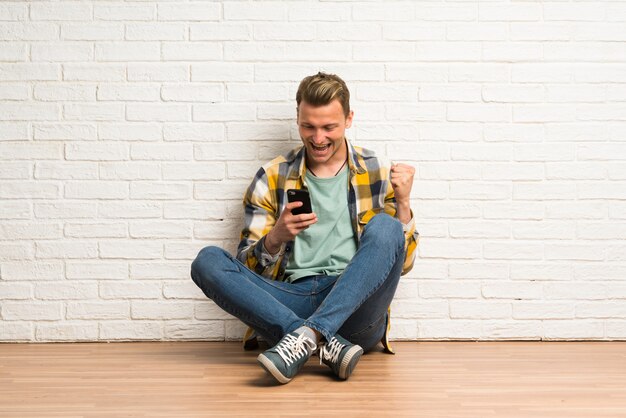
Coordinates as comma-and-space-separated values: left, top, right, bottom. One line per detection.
287, 189, 312, 215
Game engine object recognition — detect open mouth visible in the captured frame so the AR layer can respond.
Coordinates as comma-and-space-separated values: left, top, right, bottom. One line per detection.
311, 143, 330, 152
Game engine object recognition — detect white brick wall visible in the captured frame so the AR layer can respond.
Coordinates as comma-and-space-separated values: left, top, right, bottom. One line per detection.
1, 0, 625, 343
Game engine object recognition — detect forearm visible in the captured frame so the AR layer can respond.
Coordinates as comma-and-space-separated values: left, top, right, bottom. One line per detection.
396, 199, 412, 225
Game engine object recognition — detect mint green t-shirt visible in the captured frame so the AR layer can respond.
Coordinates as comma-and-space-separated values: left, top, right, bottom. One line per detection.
284, 167, 357, 283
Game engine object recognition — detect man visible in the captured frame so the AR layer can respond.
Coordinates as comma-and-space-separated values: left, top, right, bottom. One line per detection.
191, 72, 419, 384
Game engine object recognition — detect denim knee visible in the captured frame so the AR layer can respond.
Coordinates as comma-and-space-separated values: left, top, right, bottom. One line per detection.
363, 213, 404, 251
190, 245, 229, 286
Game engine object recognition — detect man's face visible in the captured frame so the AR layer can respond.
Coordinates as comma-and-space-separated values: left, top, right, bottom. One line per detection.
297, 99, 353, 167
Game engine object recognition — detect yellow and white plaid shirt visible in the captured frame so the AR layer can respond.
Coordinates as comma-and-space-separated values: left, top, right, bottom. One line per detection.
236, 140, 419, 353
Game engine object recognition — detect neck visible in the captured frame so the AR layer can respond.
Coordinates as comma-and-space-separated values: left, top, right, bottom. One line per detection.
306, 139, 348, 178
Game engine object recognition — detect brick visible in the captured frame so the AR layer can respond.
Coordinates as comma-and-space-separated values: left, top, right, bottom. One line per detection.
450, 182, 511, 200
0, 282, 31, 299
66, 261, 128, 280
194, 221, 240, 240
34, 123, 97, 141
227, 83, 289, 102
543, 320, 604, 340
0, 223, 61, 240
419, 239, 482, 259
190, 23, 250, 41
449, 220, 510, 239
125, 23, 185, 41
99, 322, 163, 340
127, 63, 189, 82
67, 302, 129, 320
162, 163, 225, 181
61, 24, 124, 41
482, 282, 542, 299
414, 43, 481, 62
576, 302, 626, 319
253, 23, 315, 41
511, 263, 573, 281
0, 242, 34, 261
0, 3, 27, 21
227, 122, 290, 141
450, 301, 511, 319
419, 281, 481, 299
64, 222, 127, 238
36, 324, 98, 342
481, 321, 542, 340
0, 122, 28, 140
224, 42, 287, 61
99, 162, 160, 180
0, 162, 30, 179
161, 83, 223, 102
158, 3, 220, 21
0, 323, 32, 341
0, 23, 58, 41
164, 123, 224, 142
95, 42, 160, 61
99, 241, 162, 260
417, 320, 482, 340
2, 302, 62, 320
130, 143, 192, 160
192, 104, 255, 122
191, 63, 253, 82
31, 43, 93, 62
97, 84, 160, 101
482, 202, 544, 220
449, 263, 509, 280
98, 202, 161, 219
0, 181, 60, 199
0, 103, 59, 121
132, 301, 194, 320
130, 261, 189, 279
195, 301, 238, 321
0, 84, 29, 100
65, 142, 128, 161
166, 321, 224, 340
100, 281, 162, 300
31, 2, 91, 21
64, 103, 124, 121
94, 4, 155, 21
129, 182, 191, 200
163, 280, 204, 299
223, 2, 286, 21
512, 221, 575, 240
129, 222, 191, 239
63, 64, 126, 81
34, 202, 96, 219
126, 104, 190, 122
1, 261, 63, 281
392, 299, 448, 319
353, 42, 413, 62
35, 240, 97, 259
483, 242, 543, 260
353, 3, 414, 21
98, 123, 162, 141
513, 302, 574, 320
162, 42, 222, 61
164, 242, 208, 260
35, 282, 98, 300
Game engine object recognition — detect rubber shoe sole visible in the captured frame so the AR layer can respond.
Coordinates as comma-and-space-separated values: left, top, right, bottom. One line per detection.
338, 345, 364, 380
257, 353, 292, 384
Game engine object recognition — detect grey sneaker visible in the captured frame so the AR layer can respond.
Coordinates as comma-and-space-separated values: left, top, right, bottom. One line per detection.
257, 332, 317, 384
319, 334, 364, 380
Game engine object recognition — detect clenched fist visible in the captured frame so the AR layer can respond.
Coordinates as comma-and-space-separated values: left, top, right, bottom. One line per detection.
391, 162, 415, 205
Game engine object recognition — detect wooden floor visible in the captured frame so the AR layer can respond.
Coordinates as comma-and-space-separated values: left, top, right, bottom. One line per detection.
0, 341, 625, 418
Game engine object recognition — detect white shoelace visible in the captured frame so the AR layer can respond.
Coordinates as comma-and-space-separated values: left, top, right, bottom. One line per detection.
276, 333, 315, 366
319, 337, 345, 365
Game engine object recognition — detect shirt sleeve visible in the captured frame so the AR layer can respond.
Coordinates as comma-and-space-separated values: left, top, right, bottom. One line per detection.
236, 167, 284, 277
384, 176, 419, 276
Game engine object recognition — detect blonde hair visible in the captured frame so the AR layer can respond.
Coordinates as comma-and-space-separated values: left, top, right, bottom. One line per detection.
296, 72, 351, 118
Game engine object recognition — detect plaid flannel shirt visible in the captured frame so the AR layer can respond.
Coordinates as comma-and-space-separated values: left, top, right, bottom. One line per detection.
236, 140, 419, 353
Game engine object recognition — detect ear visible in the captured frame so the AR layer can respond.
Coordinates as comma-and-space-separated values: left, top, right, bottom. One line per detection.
345, 110, 354, 129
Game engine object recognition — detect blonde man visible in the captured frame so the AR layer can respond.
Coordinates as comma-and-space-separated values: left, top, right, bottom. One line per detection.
191, 72, 419, 384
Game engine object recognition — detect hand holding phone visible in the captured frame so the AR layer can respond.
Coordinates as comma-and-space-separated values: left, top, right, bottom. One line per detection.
287, 189, 312, 215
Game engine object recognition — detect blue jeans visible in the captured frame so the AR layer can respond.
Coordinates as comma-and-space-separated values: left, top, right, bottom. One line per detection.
190, 214, 405, 352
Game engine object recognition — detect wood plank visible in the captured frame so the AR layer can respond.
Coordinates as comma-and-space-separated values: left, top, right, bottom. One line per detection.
0, 342, 625, 417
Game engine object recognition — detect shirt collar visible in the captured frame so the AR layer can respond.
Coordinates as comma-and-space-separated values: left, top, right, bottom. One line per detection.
288, 138, 366, 181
